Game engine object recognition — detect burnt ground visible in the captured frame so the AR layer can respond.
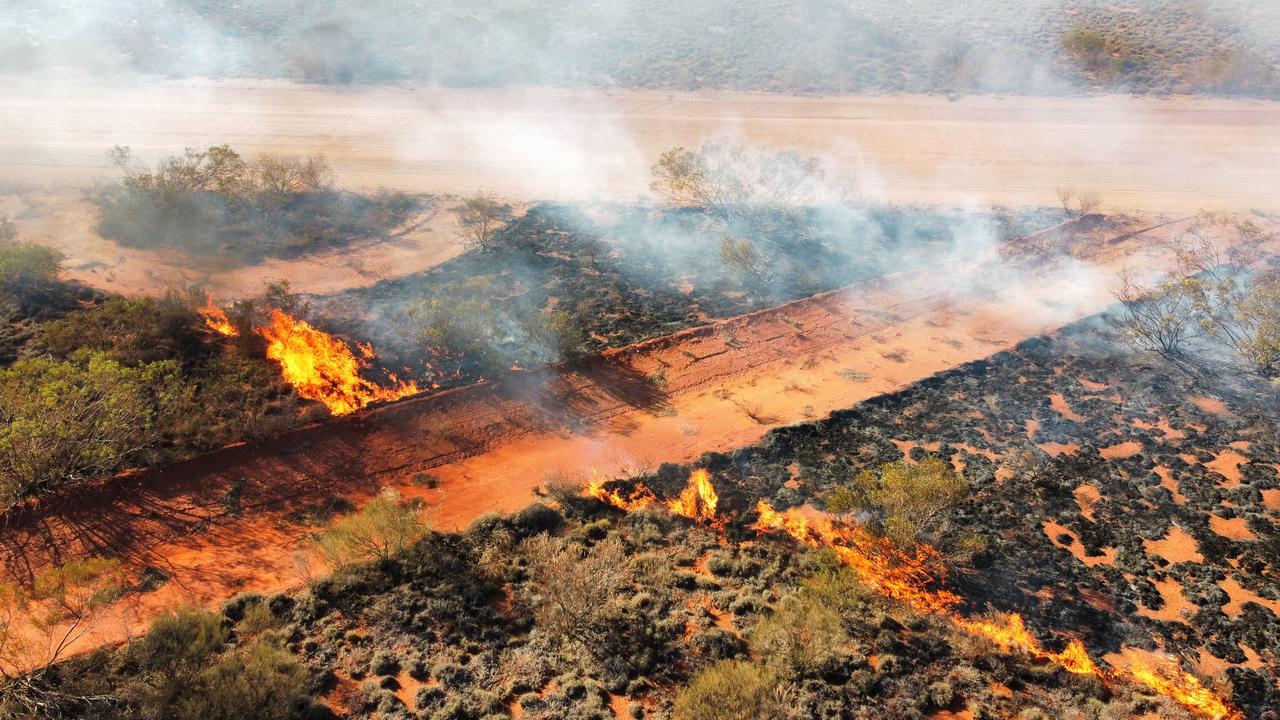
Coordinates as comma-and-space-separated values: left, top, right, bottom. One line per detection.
40, 308, 1278, 720
680, 312, 1280, 717
312, 202, 1065, 387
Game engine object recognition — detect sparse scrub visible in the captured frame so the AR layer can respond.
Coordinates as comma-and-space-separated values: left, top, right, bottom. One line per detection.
452, 192, 512, 250
312, 487, 427, 568
97, 145, 418, 263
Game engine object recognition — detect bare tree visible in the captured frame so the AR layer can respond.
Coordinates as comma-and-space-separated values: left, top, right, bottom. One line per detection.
1075, 191, 1102, 216
0, 557, 126, 715
1055, 188, 1075, 215
252, 153, 334, 195
451, 193, 510, 250
650, 140, 825, 226
1113, 269, 1199, 362
523, 534, 631, 652
1114, 213, 1280, 377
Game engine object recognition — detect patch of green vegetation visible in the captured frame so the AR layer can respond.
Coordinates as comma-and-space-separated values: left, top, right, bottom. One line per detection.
96, 145, 420, 264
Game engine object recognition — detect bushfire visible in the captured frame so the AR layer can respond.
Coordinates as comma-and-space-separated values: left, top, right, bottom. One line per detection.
753, 501, 1240, 720
586, 468, 720, 524
198, 302, 239, 337
259, 309, 420, 415
201, 302, 419, 415
583, 471, 1240, 720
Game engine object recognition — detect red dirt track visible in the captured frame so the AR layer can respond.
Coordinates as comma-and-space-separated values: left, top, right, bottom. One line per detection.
2, 215, 1276, 659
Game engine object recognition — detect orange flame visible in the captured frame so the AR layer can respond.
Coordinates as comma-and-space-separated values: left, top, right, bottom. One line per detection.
1120, 650, 1239, 720
582, 473, 1239, 719
258, 309, 419, 416
753, 500, 1239, 719
199, 302, 238, 337
667, 469, 719, 522
586, 469, 721, 525
585, 473, 659, 512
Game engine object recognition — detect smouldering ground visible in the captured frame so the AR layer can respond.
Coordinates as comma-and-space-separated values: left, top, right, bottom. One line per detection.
3, 213, 1268, 664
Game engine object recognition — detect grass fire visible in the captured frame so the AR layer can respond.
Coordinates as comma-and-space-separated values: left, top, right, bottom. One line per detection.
588, 467, 1241, 720
1, 3, 1278, 720
201, 301, 420, 415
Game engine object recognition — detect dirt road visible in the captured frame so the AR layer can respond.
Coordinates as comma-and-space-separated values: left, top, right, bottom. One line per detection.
3, 79, 1279, 214
7, 214, 1263, 660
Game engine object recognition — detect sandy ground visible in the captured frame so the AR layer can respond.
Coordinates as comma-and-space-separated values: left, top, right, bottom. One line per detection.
2, 214, 1253, 662
0, 189, 476, 298
2, 79, 1280, 215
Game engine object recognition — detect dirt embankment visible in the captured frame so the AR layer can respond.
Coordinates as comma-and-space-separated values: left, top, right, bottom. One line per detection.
2, 214, 1259, 659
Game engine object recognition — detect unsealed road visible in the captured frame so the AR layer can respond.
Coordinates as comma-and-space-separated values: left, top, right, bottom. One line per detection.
3, 79, 1280, 213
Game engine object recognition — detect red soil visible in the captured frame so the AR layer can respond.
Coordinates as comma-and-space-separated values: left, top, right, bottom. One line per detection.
1, 216, 1273, 661
1138, 577, 1194, 622
1189, 395, 1230, 416
1154, 466, 1188, 505
1263, 489, 1280, 511
1219, 576, 1280, 619
1099, 440, 1143, 459
1074, 485, 1101, 522
1205, 446, 1248, 488
1209, 515, 1256, 541
1144, 526, 1204, 564
1049, 392, 1086, 422
1043, 520, 1116, 568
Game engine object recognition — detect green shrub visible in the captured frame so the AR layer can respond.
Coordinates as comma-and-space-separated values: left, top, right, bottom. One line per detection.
1061, 28, 1109, 72
748, 593, 847, 679
0, 350, 186, 506
173, 639, 308, 720
312, 487, 428, 568
0, 242, 63, 316
40, 295, 206, 366
673, 660, 782, 720
137, 607, 229, 671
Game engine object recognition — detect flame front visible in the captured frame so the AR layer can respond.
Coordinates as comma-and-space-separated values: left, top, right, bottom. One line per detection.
667, 469, 719, 522
1122, 650, 1238, 720
258, 309, 419, 416
586, 468, 722, 525
199, 302, 239, 337
753, 501, 1238, 719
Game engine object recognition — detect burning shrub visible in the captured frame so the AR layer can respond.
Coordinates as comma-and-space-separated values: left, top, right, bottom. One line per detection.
826, 458, 981, 562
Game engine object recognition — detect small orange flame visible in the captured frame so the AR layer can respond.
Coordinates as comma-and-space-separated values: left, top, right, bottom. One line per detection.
258, 309, 419, 415
1120, 650, 1239, 720
667, 469, 719, 522
752, 500, 1239, 719
580, 473, 1240, 719
199, 302, 238, 337
586, 469, 721, 525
